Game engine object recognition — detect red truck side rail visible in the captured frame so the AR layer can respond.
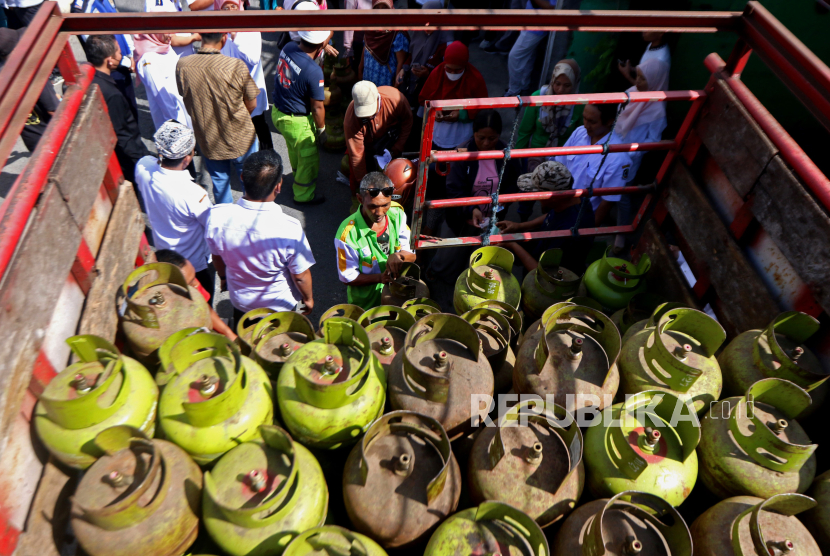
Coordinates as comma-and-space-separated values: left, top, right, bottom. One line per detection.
0, 3, 829, 554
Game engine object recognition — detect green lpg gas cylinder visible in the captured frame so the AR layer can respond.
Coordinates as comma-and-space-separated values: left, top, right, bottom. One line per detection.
804, 470, 830, 554
521, 248, 582, 324
463, 307, 514, 394
388, 313, 493, 440
551, 491, 692, 556
719, 311, 829, 418
583, 391, 700, 506
248, 311, 317, 377
453, 246, 522, 314
620, 301, 685, 346
119, 263, 212, 363
424, 502, 549, 556
357, 305, 416, 372
472, 299, 523, 351
691, 494, 822, 556
35, 335, 158, 469
610, 292, 665, 339
380, 262, 430, 306
317, 304, 365, 335
159, 333, 273, 465
583, 247, 651, 312
468, 400, 584, 528
157, 326, 208, 391
401, 297, 441, 320
513, 303, 621, 414
698, 378, 817, 500
236, 308, 277, 356
343, 411, 461, 548
284, 526, 388, 556
277, 317, 386, 449
71, 427, 202, 556
203, 425, 328, 556
619, 306, 726, 415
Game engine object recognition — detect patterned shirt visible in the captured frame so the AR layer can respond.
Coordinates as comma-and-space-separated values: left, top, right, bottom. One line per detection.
176, 47, 259, 160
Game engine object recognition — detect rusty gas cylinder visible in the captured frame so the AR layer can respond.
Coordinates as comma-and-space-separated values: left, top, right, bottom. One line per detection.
119, 263, 212, 363
35, 335, 158, 469
698, 378, 817, 500
158, 333, 273, 465
453, 246, 522, 314
521, 248, 582, 324
156, 327, 210, 391
317, 304, 365, 336
71, 426, 202, 556
462, 307, 515, 394
472, 299, 523, 351
552, 491, 692, 556
278, 317, 386, 449
619, 306, 726, 415
583, 391, 699, 506
402, 297, 442, 320
203, 425, 328, 556
518, 300, 576, 349
610, 292, 665, 339
719, 311, 829, 418
236, 308, 277, 356
284, 526, 388, 556
343, 411, 461, 548
357, 305, 416, 371
388, 313, 493, 440
583, 247, 651, 312
248, 311, 317, 377
424, 501, 549, 556
691, 493, 822, 556
619, 301, 686, 346
803, 470, 830, 554
514, 303, 621, 414
468, 399, 584, 527
381, 262, 430, 306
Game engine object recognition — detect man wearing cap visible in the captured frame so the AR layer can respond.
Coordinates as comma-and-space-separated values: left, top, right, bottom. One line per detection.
497, 161, 595, 273
271, 24, 330, 205
135, 120, 216, 298
334, 172, 417, 310
345, 81, 413, 199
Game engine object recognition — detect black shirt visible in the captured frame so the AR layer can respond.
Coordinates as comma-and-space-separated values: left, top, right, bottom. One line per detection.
19, 82, 60, 152
534, 202, 596, 274
92, 68, 146, 181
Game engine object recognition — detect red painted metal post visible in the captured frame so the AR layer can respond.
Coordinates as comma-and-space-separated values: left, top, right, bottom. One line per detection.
431, 140, 675, 163
411, 102, 437, 243
424, 185, 654, 209
723, 37, 753, 78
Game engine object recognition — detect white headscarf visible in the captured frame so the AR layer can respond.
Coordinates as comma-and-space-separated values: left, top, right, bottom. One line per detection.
538, 59, 581, 147
615, 58, 670, 139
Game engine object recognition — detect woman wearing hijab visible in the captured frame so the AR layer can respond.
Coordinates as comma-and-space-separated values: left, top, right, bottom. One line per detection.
360, 0, 410, 88
515, 59, 580, 173
216, 0, 272, 150
134, 33, 192, 131
401, 0, 449, 107
418, 40, 488, 149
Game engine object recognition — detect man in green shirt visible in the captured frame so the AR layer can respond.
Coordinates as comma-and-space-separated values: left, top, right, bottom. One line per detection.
334, 172, 417, 309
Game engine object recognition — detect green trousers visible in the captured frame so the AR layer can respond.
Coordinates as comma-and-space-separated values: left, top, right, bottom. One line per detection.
271, 108, 319, 202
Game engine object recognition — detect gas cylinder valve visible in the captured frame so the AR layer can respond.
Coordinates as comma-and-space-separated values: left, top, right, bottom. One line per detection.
72, 373, 91, 394
525, 442, 543, 464
567, 337, 583, 360
768, 539, 795, 554
245, 469, 267, 493
394, 453, 412, 476
625, 539, 643, 555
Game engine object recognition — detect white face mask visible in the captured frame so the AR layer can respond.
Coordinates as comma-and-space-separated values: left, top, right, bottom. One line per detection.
445, 69, 464, 82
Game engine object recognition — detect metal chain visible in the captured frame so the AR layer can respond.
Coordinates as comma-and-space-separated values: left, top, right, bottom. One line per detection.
570, 92, 631, 236
483, 95, 524, 246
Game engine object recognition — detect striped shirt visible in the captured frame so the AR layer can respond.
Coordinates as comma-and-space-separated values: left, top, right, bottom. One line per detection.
176, 47, 259, 160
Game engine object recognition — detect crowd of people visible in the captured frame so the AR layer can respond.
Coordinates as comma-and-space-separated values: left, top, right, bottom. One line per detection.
1, 0, 673, 324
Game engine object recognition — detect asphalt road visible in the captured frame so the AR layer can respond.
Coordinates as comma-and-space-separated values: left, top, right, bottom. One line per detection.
0, 2, 547, 325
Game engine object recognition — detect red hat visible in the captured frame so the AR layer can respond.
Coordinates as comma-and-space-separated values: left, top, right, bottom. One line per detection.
444, 41, 469, 66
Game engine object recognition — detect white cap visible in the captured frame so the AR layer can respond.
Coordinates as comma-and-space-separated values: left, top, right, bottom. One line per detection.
352, 81, 380, 119
294, 2, 330, 45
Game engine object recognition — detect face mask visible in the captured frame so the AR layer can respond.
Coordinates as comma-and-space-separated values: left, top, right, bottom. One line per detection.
445, 69, 464, 82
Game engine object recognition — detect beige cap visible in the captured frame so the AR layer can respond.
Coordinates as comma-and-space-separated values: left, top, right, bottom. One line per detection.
352, 81, 380, 119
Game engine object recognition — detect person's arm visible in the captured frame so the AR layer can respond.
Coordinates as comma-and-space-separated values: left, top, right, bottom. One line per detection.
171, 33, 200, 47
617, 59, 636, 85
391, 92, 413, 157
240, 65, 260, 114
501, 241, 539, 271
310, 98, 325, 130
594, 199, 613, 225
210, 309, 238, 340
342, 0, 355, 56
188, 0, 212, 10
394, 50, 408, 88
345, 110, 367, 190
386, 213, 416, 277
335, 234, 389, 287
290, 268, 314, 314
324, 31, 339, 57
496, 213, 546, 234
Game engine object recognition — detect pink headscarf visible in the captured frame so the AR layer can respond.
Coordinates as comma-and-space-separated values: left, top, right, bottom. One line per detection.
214, 0, 243, 9
615, 58, 669, 139
133, 34, 171, 68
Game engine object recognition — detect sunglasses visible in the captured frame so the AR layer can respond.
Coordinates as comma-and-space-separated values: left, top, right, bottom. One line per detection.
363, 187, 394, 198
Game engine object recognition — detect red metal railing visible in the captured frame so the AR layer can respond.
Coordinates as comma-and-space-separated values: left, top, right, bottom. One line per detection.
411, 91, 703, 249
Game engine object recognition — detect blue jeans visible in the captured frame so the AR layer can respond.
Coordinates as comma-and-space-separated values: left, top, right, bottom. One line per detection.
506, 31, 551, 97
203, 136, 259, 205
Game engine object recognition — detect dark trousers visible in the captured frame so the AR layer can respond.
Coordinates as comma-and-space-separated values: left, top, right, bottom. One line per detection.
232, 306, 246, 331
4, 4, 41, 29
195, 262, 216, 307
252, 112, 274, 151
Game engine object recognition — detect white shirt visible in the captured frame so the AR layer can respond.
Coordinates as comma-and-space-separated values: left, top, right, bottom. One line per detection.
221, 32, 268, 118
554, 126, 632, 210
205, 199, 316, 312
433, 121, 474, 149
136, 50, 192, 131
5, 0, 43, 9
135, 156, 213, 271
611, 117, 667, 182
640, 43, 671, 71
